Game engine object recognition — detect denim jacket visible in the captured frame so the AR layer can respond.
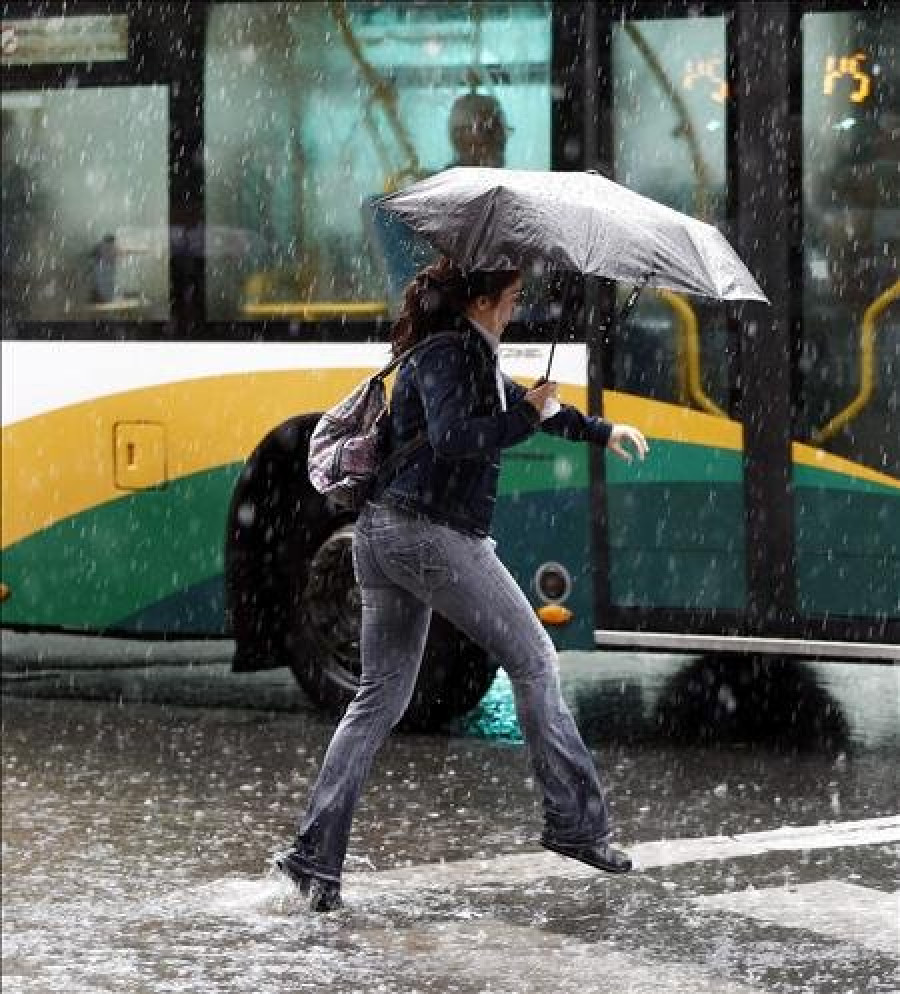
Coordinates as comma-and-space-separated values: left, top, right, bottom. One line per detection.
373, 320, 613, 536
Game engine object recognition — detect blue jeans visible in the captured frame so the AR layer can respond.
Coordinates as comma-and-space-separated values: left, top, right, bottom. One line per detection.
293, 503, 611, 883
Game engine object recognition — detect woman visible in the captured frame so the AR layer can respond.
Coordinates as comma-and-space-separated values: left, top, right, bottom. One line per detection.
277, 257, 648, 911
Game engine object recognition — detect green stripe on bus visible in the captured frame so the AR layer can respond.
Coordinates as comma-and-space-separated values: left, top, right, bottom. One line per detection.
0, 466, 240, 630
793, 463, 899, 496
499, 434, 744, 497
3, 438, 894, 631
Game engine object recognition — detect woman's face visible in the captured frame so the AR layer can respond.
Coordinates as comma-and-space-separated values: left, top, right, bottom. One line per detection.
472, 276, 523, 336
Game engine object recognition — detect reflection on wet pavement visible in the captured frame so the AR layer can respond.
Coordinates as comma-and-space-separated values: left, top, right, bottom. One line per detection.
2, 646, 898, 993
559, 653, 896, 755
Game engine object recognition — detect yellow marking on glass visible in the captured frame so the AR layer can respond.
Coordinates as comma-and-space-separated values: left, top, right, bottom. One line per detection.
823, 52, 871, 104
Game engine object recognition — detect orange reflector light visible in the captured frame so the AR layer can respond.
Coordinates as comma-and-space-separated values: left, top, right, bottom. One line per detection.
537, 604, 573, 625
0, 583, 9, 601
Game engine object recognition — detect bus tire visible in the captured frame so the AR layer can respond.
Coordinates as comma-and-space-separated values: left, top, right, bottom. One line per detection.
225, 413, 498, 732
291, 520, 498, 732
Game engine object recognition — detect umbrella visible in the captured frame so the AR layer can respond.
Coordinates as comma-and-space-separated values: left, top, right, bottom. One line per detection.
376, 167, 769, 378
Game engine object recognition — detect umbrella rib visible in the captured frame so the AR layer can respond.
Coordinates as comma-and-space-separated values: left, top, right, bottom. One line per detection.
461, 187, 501, 269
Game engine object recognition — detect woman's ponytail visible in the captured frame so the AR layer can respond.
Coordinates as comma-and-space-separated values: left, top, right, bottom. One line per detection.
390, 257, 466, 356
390, 256, 520, 357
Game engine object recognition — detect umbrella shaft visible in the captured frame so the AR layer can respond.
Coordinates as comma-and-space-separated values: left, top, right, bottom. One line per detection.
545, 273, 575, 381
544, 273, 648, 382
544, 341, 557, 382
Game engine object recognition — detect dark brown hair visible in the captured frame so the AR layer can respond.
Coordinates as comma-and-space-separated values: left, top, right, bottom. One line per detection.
390, 256, 520, 357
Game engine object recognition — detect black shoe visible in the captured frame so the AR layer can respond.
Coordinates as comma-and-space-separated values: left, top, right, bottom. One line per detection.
274, 848, 312, 893
309, 879, 343, 913
540, 836, 633, 874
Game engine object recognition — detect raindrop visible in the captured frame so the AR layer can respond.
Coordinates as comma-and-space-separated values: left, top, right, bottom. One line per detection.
236, 502, 256, 527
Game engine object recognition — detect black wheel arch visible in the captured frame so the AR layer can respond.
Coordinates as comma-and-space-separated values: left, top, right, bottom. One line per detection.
225, 412, 347, 672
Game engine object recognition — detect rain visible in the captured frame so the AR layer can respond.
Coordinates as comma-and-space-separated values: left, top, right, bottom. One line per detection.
2, 2, 899, 993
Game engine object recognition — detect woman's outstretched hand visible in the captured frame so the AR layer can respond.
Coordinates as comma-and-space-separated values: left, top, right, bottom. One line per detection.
608, 424, 649, 463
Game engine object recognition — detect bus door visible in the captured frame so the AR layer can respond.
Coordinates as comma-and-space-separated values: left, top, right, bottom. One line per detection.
792, 9, 899, 642
590, 4, 898, 658
591, 11, 748, 643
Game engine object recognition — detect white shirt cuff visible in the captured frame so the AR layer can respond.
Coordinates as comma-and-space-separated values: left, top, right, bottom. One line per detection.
540, 398, 561, 421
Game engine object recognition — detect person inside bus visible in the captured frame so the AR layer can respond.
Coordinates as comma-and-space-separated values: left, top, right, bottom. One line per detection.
276, 256, 648, 911
366, 89, 511, 303
447, 89, 509, 168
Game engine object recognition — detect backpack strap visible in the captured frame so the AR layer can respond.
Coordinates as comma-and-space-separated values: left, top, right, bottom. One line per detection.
371, 332, 463, 487
372, 331, 463, 382
374, 430, 429, 487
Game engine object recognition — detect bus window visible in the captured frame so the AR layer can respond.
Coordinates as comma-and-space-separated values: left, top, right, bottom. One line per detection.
204, 1, 552, 322
0, 87, 170, 332
794, 9, 899, 618
606, 15, 742, 613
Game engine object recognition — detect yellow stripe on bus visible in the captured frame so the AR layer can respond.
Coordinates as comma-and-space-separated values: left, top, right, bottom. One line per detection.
3, 375, 896, 550
2, 369, 367, 549
603, 390, 744, 450
792, 440, 900, 491
2, 371, 588, 548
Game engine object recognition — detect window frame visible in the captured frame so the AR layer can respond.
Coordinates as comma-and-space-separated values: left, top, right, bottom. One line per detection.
2, 1, 207, 340
2, 0, 583, 344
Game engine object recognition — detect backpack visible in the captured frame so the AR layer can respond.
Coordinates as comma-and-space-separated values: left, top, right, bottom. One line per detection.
307, 332, 459, 510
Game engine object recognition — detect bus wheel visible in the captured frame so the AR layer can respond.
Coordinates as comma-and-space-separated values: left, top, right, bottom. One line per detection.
289, 521, 498, 733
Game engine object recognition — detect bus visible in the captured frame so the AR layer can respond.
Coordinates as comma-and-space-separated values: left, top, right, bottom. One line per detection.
2, 1, 897, 730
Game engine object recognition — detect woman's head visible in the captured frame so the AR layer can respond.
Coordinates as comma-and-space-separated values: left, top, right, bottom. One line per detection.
391, 256, 521, 355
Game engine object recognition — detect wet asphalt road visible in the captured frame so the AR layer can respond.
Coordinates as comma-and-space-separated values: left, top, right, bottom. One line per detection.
1, 632, 898, 994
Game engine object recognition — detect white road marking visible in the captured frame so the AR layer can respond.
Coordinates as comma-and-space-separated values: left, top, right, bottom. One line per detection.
194, 819, 899, 993
694, 880, 899, 955
195, 879, 768, 993
344, 815, 900, 897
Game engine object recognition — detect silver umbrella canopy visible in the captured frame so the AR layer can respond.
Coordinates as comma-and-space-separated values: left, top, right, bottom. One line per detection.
376, 167, 768, 380
376, 166, 769, 302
